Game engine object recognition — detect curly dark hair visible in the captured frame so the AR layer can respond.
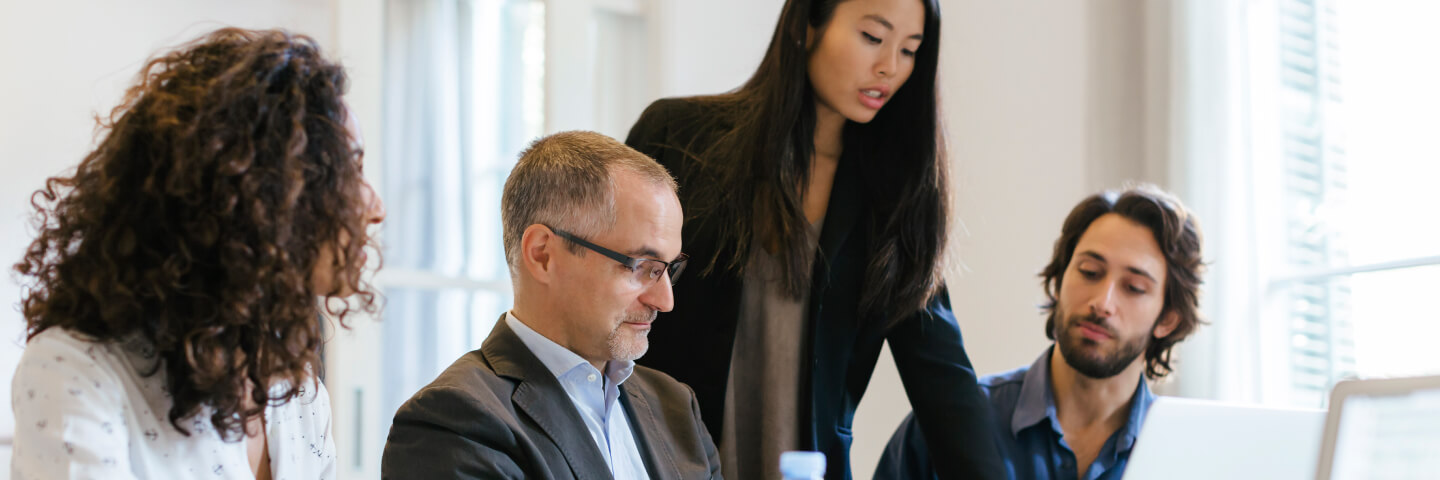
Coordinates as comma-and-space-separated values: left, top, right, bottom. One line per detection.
1040, 185, 1205, 379
13, 28, 379, 440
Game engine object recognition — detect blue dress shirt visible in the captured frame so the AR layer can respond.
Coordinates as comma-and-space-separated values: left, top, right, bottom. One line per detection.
874, 347, 1155, 480
505, 313, 650, 479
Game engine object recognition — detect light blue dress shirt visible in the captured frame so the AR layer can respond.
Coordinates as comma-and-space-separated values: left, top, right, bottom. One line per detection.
505, 313, 650, 479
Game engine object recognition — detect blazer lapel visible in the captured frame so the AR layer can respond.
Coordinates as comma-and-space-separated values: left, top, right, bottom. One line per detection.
483, 318, 614, 480
814, 146, 863, 278
620, 384, 678, 480
799, 140, 866, 450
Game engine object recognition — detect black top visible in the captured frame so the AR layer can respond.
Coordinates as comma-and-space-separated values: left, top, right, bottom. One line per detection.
625, 97, 1003, 480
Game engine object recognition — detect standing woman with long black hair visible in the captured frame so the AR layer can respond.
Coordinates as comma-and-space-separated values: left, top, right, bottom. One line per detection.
625, 0, 1002, 478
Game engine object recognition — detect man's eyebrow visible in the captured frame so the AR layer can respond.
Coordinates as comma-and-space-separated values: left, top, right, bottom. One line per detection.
1126, 266, 1158, 283
862, 14, 924, 40
625, 246, 662, 260
1078, 250, 1159, 282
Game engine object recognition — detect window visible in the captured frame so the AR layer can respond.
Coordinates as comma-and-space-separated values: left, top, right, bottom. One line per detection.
376, 0, 545, 433
1267, 0, 1355, 406
1182, 0, 1440, 408
325, 1, 546, 477
325, 1, 658, 477
1263, 0, 1440, 407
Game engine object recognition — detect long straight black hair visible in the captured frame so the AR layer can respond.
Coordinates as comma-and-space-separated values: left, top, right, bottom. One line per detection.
683, 0, 947, 326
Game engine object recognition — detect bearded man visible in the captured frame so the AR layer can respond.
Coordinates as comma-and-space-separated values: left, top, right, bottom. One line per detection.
876, 185, 1205, 480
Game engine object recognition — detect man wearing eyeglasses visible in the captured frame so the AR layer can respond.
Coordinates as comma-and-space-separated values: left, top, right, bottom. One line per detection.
382, 131, 721, 479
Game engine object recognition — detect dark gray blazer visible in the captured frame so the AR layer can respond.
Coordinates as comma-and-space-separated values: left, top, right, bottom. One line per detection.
381, 317, 723, 479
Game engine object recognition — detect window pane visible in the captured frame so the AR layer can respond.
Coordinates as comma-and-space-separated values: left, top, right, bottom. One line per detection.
1276, 264, 1440, 407
1259, 0, 1440, 409
1284, 0, 1440, 270
1349, 265, 1440, 379
381, 0, 543, 278
369, 0, 540, 465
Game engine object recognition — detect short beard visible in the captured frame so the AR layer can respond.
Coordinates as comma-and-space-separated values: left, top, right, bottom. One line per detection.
1054, 313, 1149, 379
607, 310, 656, 362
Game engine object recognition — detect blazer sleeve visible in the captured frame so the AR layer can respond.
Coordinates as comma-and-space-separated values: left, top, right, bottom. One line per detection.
872, 412, 936, 480
381, 384, 527, 479
688, 385, 724, 480
885, 285, 1005, 480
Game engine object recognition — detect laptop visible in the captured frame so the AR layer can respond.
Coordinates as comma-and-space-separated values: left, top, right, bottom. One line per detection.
1123, 397, 1325, 480
1313, 375, 1440, 480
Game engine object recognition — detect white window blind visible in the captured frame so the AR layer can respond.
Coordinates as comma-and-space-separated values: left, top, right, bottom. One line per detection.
1250, 0, 1440, 407
1272, 0, 1355, 405
1174, 0, 1440, 409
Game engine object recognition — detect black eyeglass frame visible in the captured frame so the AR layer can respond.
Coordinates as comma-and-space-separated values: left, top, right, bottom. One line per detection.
544, 224, 689, 286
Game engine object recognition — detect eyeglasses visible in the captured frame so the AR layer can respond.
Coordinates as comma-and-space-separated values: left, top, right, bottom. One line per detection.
545, 225, 689, 287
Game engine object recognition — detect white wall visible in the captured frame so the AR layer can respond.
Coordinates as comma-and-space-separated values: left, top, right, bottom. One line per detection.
647, 0, 781, 98
0, 0, 336, 454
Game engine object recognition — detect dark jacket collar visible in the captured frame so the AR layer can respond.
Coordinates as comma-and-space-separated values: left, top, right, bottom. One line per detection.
814, 144, 864, 283
621, 383, 685, 480
482, 316, 614, 480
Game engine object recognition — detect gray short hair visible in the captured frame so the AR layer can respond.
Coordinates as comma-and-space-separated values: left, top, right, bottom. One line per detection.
501, 131, 677, 276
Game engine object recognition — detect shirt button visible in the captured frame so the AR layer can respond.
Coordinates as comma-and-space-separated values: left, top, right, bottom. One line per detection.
587, 373, 598, 382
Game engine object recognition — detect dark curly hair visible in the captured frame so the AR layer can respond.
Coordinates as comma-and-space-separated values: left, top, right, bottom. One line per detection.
1040, 185, 1205, 379
13, 28, 379, 440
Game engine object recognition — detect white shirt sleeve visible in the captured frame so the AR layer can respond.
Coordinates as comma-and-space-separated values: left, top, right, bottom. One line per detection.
11, 332, 139, 480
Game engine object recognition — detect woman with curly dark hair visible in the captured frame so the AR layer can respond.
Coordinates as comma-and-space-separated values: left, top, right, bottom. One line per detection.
10, 28, 384, 479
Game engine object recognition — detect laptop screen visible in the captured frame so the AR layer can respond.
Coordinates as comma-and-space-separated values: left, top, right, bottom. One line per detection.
1320, 378, 1440, 479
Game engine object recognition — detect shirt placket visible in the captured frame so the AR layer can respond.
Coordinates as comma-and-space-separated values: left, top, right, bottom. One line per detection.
572, 366, 614, 470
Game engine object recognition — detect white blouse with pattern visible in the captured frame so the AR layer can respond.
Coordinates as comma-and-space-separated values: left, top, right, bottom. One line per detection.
10, 327, 336, 480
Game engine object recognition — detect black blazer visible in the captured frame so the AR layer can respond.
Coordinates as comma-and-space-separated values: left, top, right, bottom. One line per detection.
381, 317, 723, 479
625, 98, 1003, 480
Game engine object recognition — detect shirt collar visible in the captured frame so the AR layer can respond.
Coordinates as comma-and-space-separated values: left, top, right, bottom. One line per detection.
1012, 348, 1058, 436
504, 312, 635, 386
1117, 372, 1154, 451
1011, 345, 1156, 454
